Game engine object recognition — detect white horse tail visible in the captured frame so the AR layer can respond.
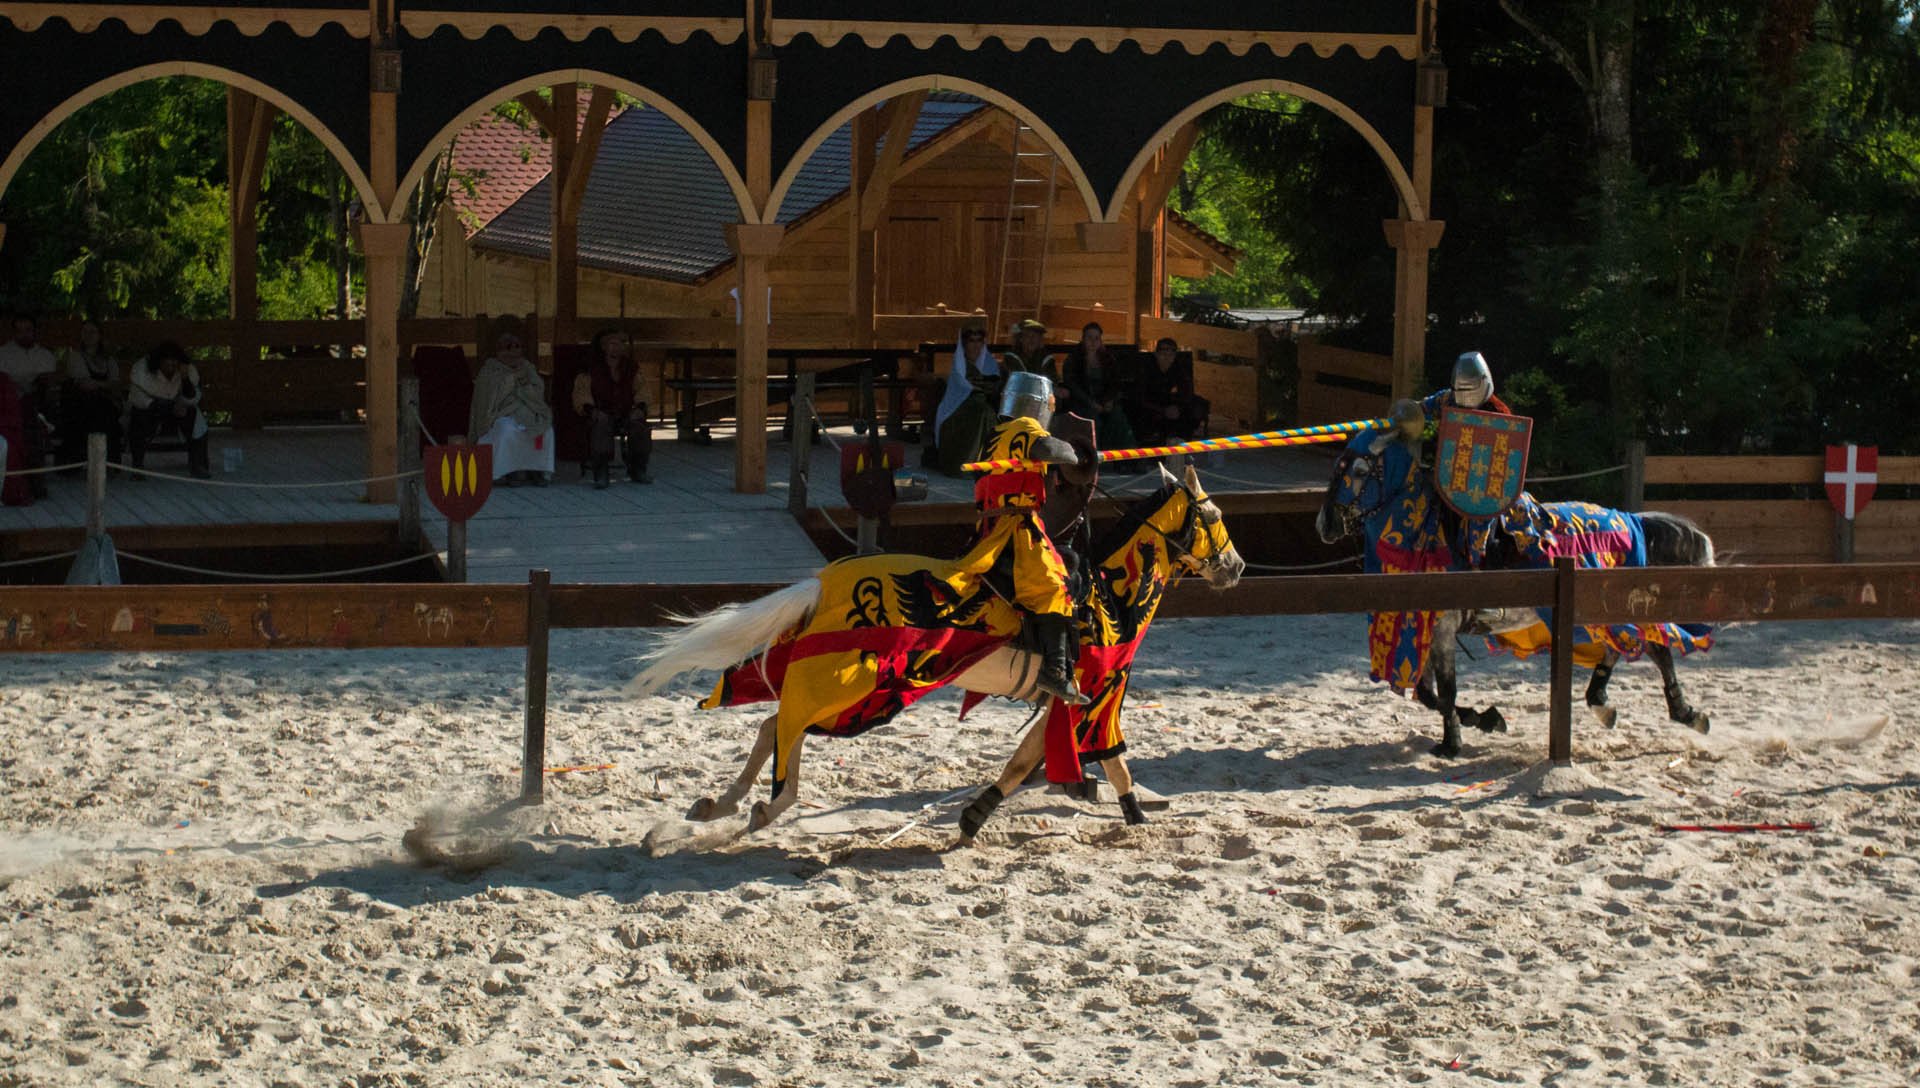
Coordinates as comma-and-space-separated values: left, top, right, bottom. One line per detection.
628, 579, 821, 695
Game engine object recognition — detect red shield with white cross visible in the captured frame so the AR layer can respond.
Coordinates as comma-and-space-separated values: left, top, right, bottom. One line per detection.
425, 443, 493, 522
1824, 444, 1877, 519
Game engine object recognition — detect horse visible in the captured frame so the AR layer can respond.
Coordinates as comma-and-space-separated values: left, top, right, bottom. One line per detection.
1316, 425, 1715, 758
630, 463, 1244, 833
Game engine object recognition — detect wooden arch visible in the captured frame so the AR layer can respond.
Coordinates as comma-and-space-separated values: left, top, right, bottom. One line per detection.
1106, 78, 1425, 224
762, 75, 1102, 226
0, 61, 381, 215
390, 69, 754, 225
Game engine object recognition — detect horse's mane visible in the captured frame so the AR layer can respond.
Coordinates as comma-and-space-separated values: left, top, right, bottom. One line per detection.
1090, 481, 1183, 564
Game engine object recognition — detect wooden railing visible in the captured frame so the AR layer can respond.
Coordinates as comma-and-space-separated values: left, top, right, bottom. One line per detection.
5, 562, 1916, 804
1633, 450, 1920, 563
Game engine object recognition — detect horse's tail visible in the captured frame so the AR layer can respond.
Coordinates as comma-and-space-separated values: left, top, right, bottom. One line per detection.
1640, 510, 1715, 568
628, 579, 821, 695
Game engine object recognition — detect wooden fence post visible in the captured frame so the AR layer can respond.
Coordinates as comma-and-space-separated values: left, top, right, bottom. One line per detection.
447, 433, 467, 583
788, 372, 815, 519
1623, 439, 1646, 513
1548, 555, 1576, 764
521, 568, 552, 805
1836, 516, 1855, 564
398, 377, 421, 550
85, 433, 107, 537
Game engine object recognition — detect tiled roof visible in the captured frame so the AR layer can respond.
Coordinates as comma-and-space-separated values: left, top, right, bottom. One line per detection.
470, 94, 987, 284
446, 113, 554, 238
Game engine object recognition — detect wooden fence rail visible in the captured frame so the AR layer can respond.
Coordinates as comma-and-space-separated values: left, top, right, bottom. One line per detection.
6, 563, 1918, 802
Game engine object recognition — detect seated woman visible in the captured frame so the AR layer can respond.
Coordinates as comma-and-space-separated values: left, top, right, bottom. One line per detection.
933, 324, 1011, 477
60, 319, 124, 465
571, 327, 653, 489
1059, 321, 1135, 451
1128, 337, 1209, 446
469, 319, 555, 486
128, 341, 210, 478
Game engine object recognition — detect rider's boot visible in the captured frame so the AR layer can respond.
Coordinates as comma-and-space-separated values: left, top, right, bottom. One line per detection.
1033, 613, 1088, 706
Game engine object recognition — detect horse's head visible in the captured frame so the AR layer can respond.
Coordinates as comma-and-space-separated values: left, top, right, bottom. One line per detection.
1316, 401, 1425, 545
1158, 462, 1245, 589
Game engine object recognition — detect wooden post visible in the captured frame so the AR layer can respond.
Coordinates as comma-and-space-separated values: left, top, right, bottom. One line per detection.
521, 568, 552, 805
227, 87, 276, 430
1836, 516, 1855, 564
1623, 439, 1646, 512
358, 222, 409, 504
549, 83, 579, 348
398, 377, 421, 549
1382, 218, 1446, 402
787, 372, 814, 518
1129, 125, 1196, 341
446, 432, 468, 582
1548, 556, 1577, 764
857, 517, 879, 555
727, 223, 785, 493
85, 433, 107, 537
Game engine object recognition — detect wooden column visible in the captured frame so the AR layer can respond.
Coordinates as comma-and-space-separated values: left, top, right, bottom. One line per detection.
1129, 125, 1196, 343
359, 222, 410, 503
226, 88, 276, 429
850, 93, 924, 345
848, 108, 876, 345
728, 223, 785, 493
1382, 218, 1446, 402
553, 85, 614, 350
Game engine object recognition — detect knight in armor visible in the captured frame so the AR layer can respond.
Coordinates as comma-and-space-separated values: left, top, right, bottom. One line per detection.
959, 371, 1090, 706
1421, 351, 1511, 428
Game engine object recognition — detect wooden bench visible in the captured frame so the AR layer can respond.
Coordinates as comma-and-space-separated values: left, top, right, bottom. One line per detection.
664, 348, 924, 442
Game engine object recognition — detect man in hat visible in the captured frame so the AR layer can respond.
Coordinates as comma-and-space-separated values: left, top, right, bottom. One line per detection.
1001, 317, 1059, 384
957, 369, 1089, 706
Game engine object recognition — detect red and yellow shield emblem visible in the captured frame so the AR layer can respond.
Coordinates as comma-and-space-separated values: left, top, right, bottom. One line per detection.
424, 443, 493, 522
1434, 407, 1533, 518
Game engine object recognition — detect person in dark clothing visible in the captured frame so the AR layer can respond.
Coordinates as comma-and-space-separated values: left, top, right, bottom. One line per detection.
1128, 336, 1209, 446
572, 328, 653, 488
60, 319, 124, 465
1058, 322, 1135, 450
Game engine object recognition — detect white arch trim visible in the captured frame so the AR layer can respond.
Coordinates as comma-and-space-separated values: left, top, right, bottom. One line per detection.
763, 75, 1102, 227
0, 62, 380, 216
392, 69, 754, 225
1106, 79, 1423, 224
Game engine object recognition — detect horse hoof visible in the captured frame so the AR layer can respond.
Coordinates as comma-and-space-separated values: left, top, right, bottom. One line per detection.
1431, 740, 1462, 759
1477, 707, 1509, 733
687, 797, 732, 822
1689, 712, 1711, 735
1590, 704, 1618, 729
958, 785, 1006, 839
747, 802, 774, 832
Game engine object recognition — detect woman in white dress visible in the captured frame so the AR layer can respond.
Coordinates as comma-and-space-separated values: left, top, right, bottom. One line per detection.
468, 320, 555, 486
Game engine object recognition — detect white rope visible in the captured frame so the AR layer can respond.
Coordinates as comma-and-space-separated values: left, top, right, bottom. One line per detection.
0, 549, 81, 569
412, 406, 441, 447
110, 463, 423, 489
1528, 464, 1628, 483
1242, 554, 1365, 573
116, 550, 439, 580
798, 397, 846, 452
6, 459, 87, 477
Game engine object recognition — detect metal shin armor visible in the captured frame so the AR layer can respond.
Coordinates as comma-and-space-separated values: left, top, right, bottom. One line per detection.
1000, 370, 1056, 428
1452, 351, 1494, 409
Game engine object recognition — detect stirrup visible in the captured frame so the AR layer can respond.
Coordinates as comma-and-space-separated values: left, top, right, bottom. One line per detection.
1036, 672, 1089, 707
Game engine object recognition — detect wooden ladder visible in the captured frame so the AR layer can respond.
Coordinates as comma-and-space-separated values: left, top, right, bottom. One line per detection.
992, 121, 1058, 334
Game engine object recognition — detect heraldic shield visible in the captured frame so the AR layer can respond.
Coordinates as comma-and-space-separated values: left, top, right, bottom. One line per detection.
425, 443, 493, 522
1434, 407, 1533, 518
839, 438, 905, 519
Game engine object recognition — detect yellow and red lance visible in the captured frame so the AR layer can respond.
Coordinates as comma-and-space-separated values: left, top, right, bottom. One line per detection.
425, 443, 493, 522
1434, 407, 1533, 518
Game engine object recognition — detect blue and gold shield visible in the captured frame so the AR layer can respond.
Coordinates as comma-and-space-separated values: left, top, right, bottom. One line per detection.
1434, 408, 1532, 517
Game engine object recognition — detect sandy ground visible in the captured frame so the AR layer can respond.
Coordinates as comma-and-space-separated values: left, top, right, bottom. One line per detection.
2, 613, 1917, 1086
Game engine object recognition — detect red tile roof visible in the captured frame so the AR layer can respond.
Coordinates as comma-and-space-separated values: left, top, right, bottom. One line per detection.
446, 113, 551, 237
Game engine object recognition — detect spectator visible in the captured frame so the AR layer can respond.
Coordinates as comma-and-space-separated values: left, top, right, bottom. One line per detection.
0, 313, 59, 495
572, 327, 653, 489
469, 317, 555, 486
60, 319, 125, 465
1001, 318, 1059, 383
934, 323, 1013, 477
1059, 321, 1135, 450
128, 341, 211, 478
0, 372, 31, 505
1128, 336, 1209, 446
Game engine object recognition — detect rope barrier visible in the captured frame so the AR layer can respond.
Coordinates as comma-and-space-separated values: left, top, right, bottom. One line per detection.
1526, 464, 1629, 484
412, 407, 441, 448
1242, 554, 1365, 573
109, 463, 424, 489
0, 550, 82, 570
115, 550, 440, 581
6, 459, 88, 477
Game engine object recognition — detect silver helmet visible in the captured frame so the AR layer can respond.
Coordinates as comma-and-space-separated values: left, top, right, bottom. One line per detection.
1452, 351, 1494, 410
1000, 371, 1055, 427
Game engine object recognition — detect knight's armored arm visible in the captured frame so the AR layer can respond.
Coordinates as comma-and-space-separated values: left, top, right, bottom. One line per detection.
1029, 436, 1080, 466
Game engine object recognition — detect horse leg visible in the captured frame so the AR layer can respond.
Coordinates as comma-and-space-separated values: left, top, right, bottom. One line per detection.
1649, 643, 1710, 734
960, 710, 1048, 840
749, 730, 810, 831
688, 714, 776, 821
1430, 615, 1465, 759
1102, 755, 1147, 826
1585, 648, 1622, 728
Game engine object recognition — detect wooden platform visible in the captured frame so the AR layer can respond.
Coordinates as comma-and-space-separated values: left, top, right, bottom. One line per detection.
2, 424, 1337, 583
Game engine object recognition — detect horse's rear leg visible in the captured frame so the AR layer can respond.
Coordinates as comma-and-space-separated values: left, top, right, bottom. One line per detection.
1430, 632, 1465, 759
1102, 755, 1148, 826
1649, 643, 1710, 733
1586, 648, 1622, 728
688, 714, 776, 821
748, 732, 809, 831
959, 713, 1048, 840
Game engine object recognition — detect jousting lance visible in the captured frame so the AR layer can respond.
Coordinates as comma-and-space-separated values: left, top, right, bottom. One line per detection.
960, 418, 1391, 473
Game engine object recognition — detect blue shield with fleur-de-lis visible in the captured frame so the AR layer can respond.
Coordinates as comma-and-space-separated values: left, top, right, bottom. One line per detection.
1434, 408, 1532, 517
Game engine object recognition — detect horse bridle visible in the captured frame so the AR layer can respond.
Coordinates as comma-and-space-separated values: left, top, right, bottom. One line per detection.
1328, 449, 1392, 540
